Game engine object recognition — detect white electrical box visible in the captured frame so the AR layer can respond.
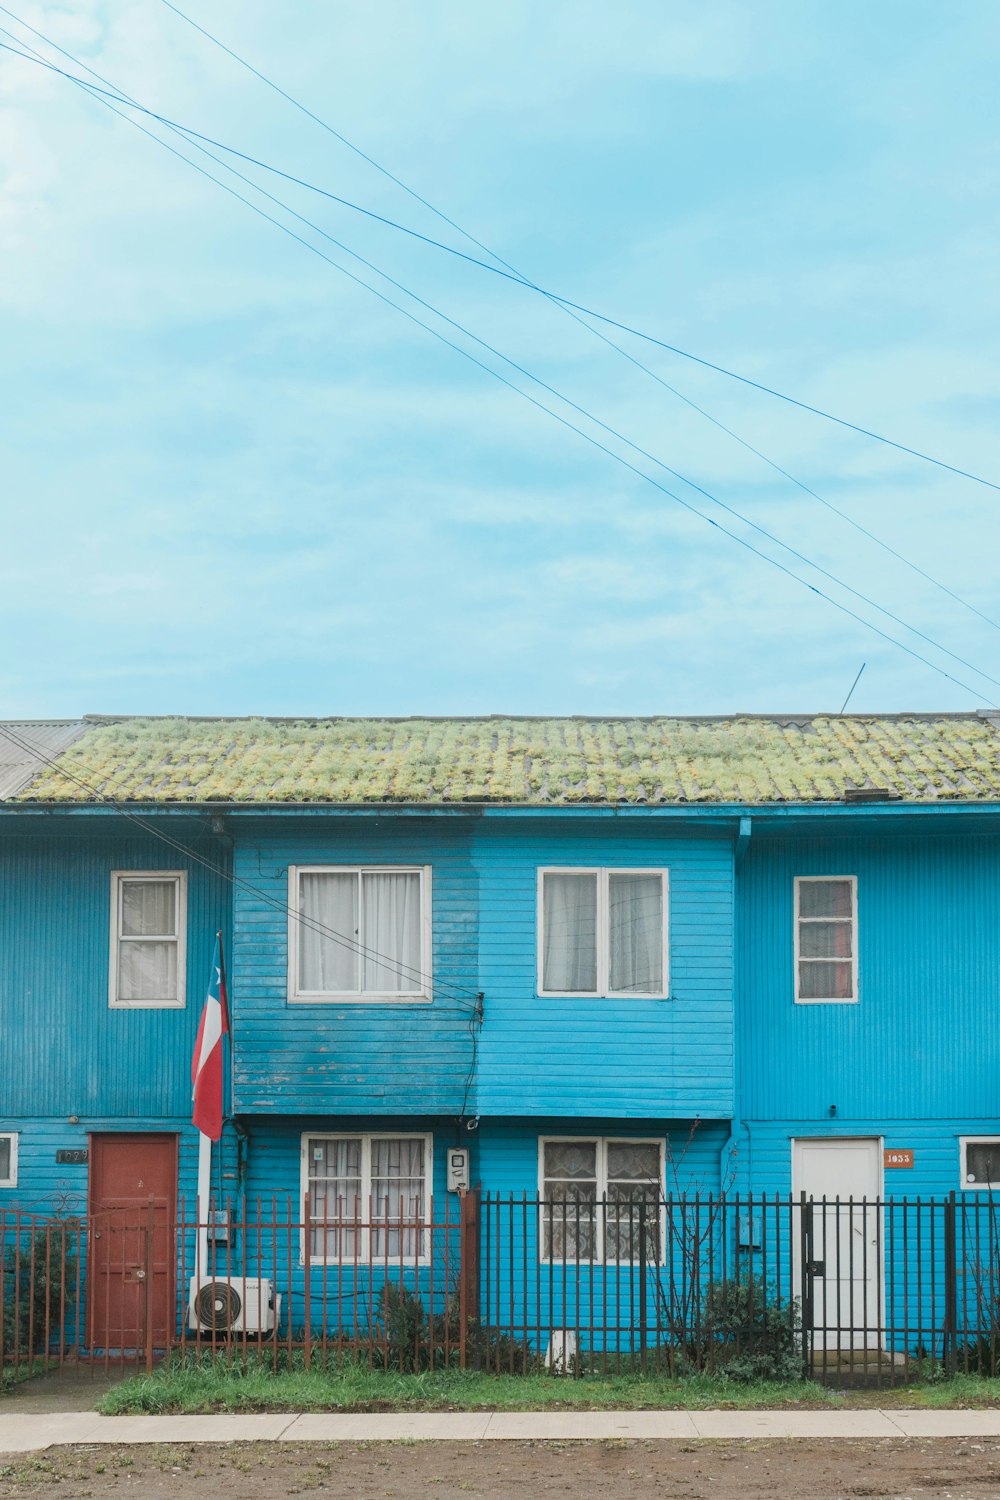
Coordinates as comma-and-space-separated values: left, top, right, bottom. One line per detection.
447, 1148, 470, 1193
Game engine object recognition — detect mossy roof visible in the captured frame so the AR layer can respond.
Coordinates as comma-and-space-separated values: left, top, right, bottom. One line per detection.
8, 713, 1000, 806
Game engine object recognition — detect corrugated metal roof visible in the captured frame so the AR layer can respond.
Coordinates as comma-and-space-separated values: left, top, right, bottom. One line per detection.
0, 720, 86, 798
6, 712, 1000, 806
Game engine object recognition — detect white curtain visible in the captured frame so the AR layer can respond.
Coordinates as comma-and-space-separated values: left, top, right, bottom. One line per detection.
608, 874, 662, 994
362, 873, 421, 994
121, 878, 175, 936
118, 878, 177, 1001
542, 1141, 597, 1260
299, 872, 359, 992
372, 1138, 426, 1258
542, 873, 597, 992
118, 941, 177, 1002
308, 1137, 362, 1259
299, 872, 420, 994
606, 1141, 661, 1263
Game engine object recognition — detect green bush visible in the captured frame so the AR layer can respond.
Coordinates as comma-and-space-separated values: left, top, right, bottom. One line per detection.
699, 1276, 802, 1382
373, 1282, 539, 1373
955, 1332, 1000, 1376
2, 1224, 78, 1358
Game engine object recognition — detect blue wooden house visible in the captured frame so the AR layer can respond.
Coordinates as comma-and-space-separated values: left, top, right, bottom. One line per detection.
2, 712, 999, 1364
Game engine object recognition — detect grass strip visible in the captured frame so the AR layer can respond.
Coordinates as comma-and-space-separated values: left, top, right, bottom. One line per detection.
94, 1363, 1000, 1415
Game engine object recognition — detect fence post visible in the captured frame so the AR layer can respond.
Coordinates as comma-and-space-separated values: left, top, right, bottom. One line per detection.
638, 1198, 648, 1373
144, 1196, 155, 1375
799, 1192, 813, 1381
303, 1192, 312, 1371
944, 1190, 958, 1377
458, 1187, 480, 1371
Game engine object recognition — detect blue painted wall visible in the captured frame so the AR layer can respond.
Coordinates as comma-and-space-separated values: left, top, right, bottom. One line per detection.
0, 821, 230, 1120
230, 814, 735, 1121
0, 1117, 207, 1217
231, 818, 479, 1116
474, 819, 734, 1118
737, 830, 1000, 1125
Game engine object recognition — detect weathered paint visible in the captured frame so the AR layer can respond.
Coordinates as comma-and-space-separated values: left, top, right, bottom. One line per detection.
737, 831, 1000, 1127
0, 1118, 215, 1212
474, 820, 734, 1119
0, 823, 230, 1119
230, 815, 734, 1120
230, 818, 479, 1115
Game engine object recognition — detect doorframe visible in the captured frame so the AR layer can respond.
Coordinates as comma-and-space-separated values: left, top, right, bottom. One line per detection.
791, 1135, 885, 1352
86, 1131, 180, 1352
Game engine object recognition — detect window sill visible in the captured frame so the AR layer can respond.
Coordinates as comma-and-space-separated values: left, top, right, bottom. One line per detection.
541, 1258, 666, 1269
794, 996, 858, 1006
288, 994, 433, 1006
109, 998, 186, 1010
536, 992, 671, 1002
303, 1256, 431, 1268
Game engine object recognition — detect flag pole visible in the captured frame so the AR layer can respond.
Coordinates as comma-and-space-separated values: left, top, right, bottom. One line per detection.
218, 932, 228, 1225
197, 1130, 211, 1280
193, 930, 228, 1281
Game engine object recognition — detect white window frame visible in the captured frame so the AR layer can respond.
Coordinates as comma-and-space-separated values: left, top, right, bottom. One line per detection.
0, 1132, 18, 1188
960, 1137, 1000, 1191
108, 870, 188, 1010
536, 867, 670, 999
793, 875, 858, 1005
288, 865, 433, 1005
300, 1131, 433, 1265
537, 1135, 665, 1265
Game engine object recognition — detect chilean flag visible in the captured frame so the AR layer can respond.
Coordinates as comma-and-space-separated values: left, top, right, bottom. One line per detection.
192, 933, 229, 1141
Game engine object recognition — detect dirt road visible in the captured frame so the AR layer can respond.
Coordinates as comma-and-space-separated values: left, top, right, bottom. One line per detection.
3, 1438, 1000, 1499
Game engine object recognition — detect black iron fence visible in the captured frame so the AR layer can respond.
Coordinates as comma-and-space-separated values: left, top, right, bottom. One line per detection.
4, 1193, 1000, 1384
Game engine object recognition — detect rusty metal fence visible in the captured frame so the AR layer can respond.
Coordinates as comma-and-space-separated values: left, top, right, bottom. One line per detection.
4, 1193, 1000, 1384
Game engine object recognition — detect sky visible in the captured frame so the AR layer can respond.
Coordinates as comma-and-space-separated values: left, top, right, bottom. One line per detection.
1, 0, 999, 719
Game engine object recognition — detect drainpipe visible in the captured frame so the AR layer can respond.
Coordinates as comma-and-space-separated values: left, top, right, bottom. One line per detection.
722, 816, 752, 1190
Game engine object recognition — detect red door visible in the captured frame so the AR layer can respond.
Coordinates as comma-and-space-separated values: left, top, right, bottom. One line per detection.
88, 1134, 177, 1352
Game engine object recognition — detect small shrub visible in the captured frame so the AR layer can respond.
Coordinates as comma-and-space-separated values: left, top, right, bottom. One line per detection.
2, 1225, 78, 1358
372, 1282, 538, 1373
374, 1282, 429, 1372
699, 1276, 802, 1382
954, 1332, 1000, 1377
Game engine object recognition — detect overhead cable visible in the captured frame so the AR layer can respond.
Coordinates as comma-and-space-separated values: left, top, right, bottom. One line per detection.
0, 32, 995, 704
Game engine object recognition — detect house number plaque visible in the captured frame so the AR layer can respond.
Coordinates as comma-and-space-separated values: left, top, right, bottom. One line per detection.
55, 1149, 88, 1164
884, 1149, 914, 1169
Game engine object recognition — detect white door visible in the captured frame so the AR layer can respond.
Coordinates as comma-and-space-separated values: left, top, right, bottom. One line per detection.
792, 1138, 882, 1350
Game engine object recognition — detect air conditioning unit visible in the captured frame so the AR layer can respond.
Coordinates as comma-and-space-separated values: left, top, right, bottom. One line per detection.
188, 1276, 278, 1334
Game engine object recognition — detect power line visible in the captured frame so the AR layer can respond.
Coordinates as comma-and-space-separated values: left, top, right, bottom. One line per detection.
158, 0, 1000, 497
8, 18, 997, 640
0, 721, 482, 1008
10, 8, 999, 506
1, 31, 996, 704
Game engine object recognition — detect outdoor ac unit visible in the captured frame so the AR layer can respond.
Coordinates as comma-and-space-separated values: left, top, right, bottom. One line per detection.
188, 1276, 278, 1334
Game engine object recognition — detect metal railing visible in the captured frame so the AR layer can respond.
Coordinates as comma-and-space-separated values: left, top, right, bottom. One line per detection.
4, 1192, 1000, 1384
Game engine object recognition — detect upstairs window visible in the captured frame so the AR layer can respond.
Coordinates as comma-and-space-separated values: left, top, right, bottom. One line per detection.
0, 1133, 17, 1188
538, 868, 669, 997
961, 1138, 1000, 1191
794, 876, 857, 1003
289, 866, 431, 1002
539, 1137, 663, 1262
109, 872, 187, 1008
302, 1133, 430, 1262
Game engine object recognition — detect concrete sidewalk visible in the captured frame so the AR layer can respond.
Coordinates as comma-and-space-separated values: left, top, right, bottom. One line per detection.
4, 1408, 1000, 1452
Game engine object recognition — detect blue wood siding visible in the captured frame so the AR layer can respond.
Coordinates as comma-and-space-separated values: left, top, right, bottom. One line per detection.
738, 832, 1000, 1124
741, 1118, 1000, 1199
474, 821, 734, 1118
0, 825, 230, 1119
0, 1116, 204, 1215
231, 819, 479, 1115
475, 1117, 730, 1195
